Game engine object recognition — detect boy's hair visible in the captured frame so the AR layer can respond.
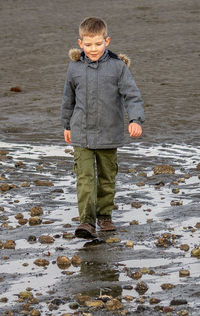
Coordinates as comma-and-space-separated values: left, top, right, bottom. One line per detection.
79, 17, 108, 39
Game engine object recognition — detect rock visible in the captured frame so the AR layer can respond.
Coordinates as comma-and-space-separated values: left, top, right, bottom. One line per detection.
124, 295, 134, 301
30, 310, 41, 316
15, 161, 24, 168
38, 235, 54, 244
136, 182, 145, 187
0, 183, 10, 192
195, 222, 200, 229
161, 283, 175, 290
172, 188, 180, 194
57, 256, 71, 269
138, 171, 147, 177
30, 206, 43, 216
63, 232, 75, 239
29, 216, 42, 226
34, 259, 49, 267
15, 213, 24, 219
10, 86, 22, 92
69, 302, 79, 309
71, 254, 82, 266
0, 297, 8, 302
34, 180, 53, 186
123, 285, 133, 290
156, 233, 173, 248
21, 182, 30, 187
28, 235, 37, 243
130, 220, 139, 225
154, 165, 175, 175
75, 294, 91, 305
131, 271, 142, 280
177, 310, 189, 316
147, 219, 153, 223
18, 291, 33, 300
106, 237, 120, 243
170, 200, 183, 206
196, 163, 200, 171
180, 244, 190, 252
170, 299, 187, 305
4, 240, 16, 249
149, 298, 161, 304
131, 201, 142, 208
63, 223, 72, 228
71, 216, 80, 221
0, 206, 5, 212
85, 300, 104, 308
135, 281, 148, 295
163, 306, 174, 312
106, 299, 123, 311
191, 246, 200, 258
128, 168, 136, 173
179, 269, 190, 277
0, 241, 3, 249
18, 218, 28, 225
126, 240, 134, 248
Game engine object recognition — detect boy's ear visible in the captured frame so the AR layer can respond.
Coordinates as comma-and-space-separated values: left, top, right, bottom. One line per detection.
77, 39, 83, 48
105, 37, 111, 47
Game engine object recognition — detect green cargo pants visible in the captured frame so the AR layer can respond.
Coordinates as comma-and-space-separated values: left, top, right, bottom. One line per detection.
73, 146, 118, 226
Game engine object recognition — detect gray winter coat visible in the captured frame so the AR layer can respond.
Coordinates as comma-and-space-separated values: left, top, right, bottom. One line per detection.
61, 49, 144, 149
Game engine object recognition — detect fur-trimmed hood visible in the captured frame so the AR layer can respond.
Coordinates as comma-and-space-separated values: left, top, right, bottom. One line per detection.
68, 48, 131, 68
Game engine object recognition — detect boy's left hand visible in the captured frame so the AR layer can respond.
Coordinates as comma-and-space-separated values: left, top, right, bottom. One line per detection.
128, 123, 142, 138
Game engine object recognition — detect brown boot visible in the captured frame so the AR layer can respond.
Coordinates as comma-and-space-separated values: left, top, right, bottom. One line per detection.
97, 218, 116, 231
75, 223, 97, 239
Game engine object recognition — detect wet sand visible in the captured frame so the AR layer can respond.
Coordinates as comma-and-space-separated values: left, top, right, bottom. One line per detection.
0, 0, 200, 315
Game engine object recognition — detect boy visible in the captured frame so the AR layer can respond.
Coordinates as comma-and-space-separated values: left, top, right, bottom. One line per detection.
61, 17, 144, 239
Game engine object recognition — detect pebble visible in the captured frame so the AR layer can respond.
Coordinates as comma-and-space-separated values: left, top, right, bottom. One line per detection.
21, 182, 30, 187
15, 213, 24, 219
179, 269, 190, 277
170, 200, 183, 206
170, 299, 187, 305
4, 240, 16, 249
71, 254, 82, 265
85, 300, 104, 308
38, 235, 54, 244
75, 294, 91, 305
130, 220, 139, 225
57, 256, 71, 269
180, 244, 190, 252
124, 295, 134, 301
30, 206, 43, 216
161, 283, 175, 290
131, 271, 142, 280
18, 219, 28, 225
30, 310, 41, 316
135, 281, 148, 295
28, 235, 37, 243
106, 298, 123, 311
126, 240, 134, 248
131, 201, 142, 208
172, 188, 180, 194
29, 216, 42, 226
106, 237, 120, 243
191, 246, 200, 258
34, 180, 53, 186
153, 164, 175, 175
63, 232, 75, 239
34, 259, 50, 267
18, 291, 33, 300
149, 297, 161, 304
195, 222, 200, 228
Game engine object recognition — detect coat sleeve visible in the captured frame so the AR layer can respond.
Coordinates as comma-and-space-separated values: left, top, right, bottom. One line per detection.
118, 64, 145, 125
61, 63, 75, 130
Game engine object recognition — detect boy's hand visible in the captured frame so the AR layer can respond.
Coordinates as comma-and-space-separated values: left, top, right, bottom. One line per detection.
64, 129, 71, 144
128, 123, 142, 138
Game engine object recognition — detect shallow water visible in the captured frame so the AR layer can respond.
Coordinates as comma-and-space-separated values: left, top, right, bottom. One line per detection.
0, 140, 200, 315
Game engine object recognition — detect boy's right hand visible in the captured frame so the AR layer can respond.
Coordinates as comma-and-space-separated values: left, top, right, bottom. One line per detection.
64, 129, 71, 144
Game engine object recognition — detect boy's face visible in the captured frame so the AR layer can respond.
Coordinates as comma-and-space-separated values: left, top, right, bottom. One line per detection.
78, 34, 110, 62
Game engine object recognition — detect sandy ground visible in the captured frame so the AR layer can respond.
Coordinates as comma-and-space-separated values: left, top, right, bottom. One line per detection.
0, 0, 200, 315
